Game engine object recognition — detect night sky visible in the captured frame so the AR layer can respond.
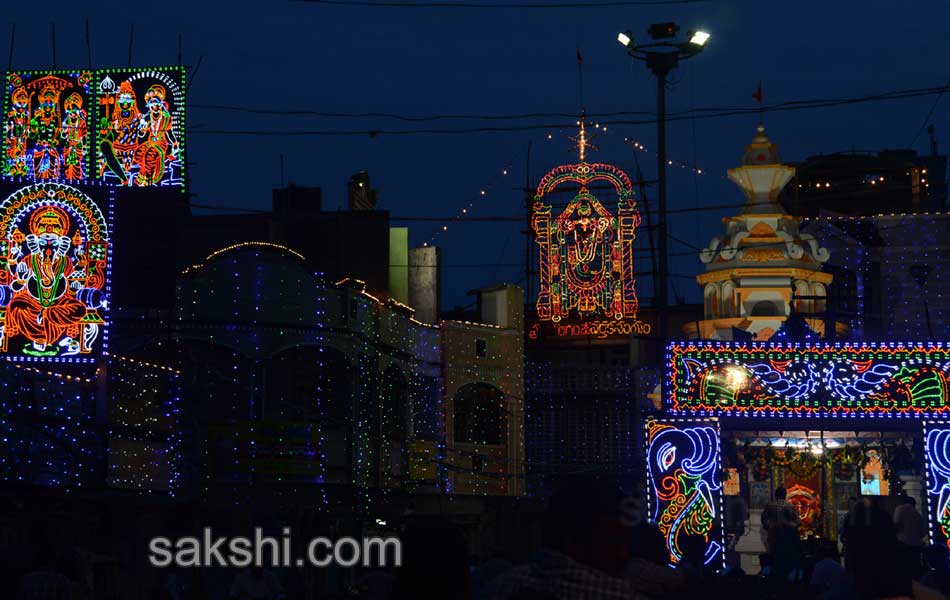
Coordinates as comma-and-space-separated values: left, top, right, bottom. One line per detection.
5, 0, 948, 308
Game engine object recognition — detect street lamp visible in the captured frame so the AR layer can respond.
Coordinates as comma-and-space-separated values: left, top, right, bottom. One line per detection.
689, 30, 710, 46
616, 22, 709, 349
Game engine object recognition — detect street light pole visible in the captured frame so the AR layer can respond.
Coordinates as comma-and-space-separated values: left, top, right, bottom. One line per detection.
618, 25, 709, 356
650, 55, 673, 349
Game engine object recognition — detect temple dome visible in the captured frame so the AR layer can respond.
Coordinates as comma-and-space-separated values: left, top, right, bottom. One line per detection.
686, 124, 836, 342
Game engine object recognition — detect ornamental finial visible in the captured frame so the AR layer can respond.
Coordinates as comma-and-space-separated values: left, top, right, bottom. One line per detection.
569, 110, 596, 162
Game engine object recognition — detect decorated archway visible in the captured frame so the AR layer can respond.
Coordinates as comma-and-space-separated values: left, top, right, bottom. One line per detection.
648, 340, 950, 570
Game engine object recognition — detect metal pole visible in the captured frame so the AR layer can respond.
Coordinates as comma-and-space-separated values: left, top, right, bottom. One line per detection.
656, 68, 669, 351
630, 149, 658, 299
7, 23, 14, 71
525, 141, 533, 305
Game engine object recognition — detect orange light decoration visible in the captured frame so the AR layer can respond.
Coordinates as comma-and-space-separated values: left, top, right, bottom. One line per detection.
532, 121, 641, 322
95, 67, 185, 189
0, 183, 110, 362
668, 340, 950, 417
2, 70, 94, 180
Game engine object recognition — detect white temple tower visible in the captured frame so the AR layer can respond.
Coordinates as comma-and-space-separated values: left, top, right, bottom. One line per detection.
684, 125, 835, 340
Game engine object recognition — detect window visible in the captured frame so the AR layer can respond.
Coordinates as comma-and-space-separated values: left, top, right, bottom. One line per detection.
475, 339, 488, 358
453, 383, 505, 445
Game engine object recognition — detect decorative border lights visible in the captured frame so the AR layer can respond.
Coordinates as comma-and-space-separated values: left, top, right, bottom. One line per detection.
181, 241, 307, 275
0, 182, 113, 363
0, 352, 181, 493
667, 340, 950, 418
804, 212, 950, 223
924, 421, 950, 548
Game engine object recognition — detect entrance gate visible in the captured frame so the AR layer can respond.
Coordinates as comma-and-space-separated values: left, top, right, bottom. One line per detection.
648, 340, 950, 570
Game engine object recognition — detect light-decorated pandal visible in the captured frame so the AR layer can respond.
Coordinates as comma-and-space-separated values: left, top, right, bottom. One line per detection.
531, 117, 647, 338
645, 125, 950, 573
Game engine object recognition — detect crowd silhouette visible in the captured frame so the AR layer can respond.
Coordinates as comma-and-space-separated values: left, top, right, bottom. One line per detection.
13, 479, 950, 599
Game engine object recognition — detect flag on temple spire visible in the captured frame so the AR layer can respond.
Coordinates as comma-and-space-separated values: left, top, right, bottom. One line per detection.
576, 47, 583, 65
752, 81, 763, 104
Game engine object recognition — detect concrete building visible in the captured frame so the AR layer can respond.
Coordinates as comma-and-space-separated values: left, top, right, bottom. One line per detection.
443, 285, 525, 498
803, 213, 950, 340
781, 147, 947, 217
781, 144, 950, 341
157, 242, 524, 562
348, 170, 379, 211
182, 178, 433, 301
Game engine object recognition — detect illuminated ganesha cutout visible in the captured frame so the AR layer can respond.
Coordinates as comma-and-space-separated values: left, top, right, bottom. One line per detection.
532, 162, 640, 322
0, 183, 109, 360
647, 421, 723, 566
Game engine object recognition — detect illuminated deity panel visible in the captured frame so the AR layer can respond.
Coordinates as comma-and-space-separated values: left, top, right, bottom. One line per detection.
926, 423, 950, 548
0, 183, 110, 361
94, 67, 185, 189
2, 70, 94, 180
532, 162, 640, 322
668, 341, 950, 416
785, 484, 821, 533
645, 419, 724, 568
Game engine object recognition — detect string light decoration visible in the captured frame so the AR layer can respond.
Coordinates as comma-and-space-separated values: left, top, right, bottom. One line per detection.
533, 120, 641, 322
645, 419, 724, 569
0, 354, 181, 493
425, 162, 513, 247
106, 353, 183, 494
803, 213, 949, 341
95, 67, 185, 189
424, 122, 712, 257
925, 422, 950, 548
3, 70, 94, 179
175, 243, 332, 508
443, 316, 524, 498
547, 122, 717, 180
352, 290, 383, 515
175, 243, 524, 514
524, 360, 639, 496
0, 182, 111, 362
621, 136, 720, 179
0, 362, 98, 488
668, 341, 950, 417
